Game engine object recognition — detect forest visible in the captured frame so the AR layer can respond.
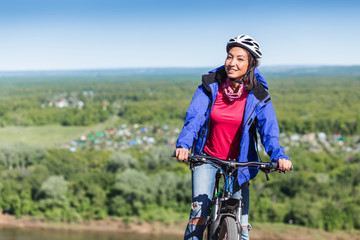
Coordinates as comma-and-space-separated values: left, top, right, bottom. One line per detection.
0, 66, 359, 232
1, 67, 359, 134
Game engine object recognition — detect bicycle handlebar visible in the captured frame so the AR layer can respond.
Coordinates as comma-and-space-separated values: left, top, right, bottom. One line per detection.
171, 151, 293, 172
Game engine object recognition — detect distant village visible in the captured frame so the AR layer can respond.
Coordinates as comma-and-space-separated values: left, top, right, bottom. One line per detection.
62, 123, 360, 156
61, 123, 179, 152
278, 132, 360, 154
41, 90, 94, 109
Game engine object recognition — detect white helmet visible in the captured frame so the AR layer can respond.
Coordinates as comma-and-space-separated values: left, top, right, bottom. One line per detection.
226, 34, 262, 67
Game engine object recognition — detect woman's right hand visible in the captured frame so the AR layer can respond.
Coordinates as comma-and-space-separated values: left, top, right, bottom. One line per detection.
175, 148, 189, 162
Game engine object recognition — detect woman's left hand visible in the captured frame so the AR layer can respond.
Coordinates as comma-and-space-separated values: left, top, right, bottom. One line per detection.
277, 158, 292, 172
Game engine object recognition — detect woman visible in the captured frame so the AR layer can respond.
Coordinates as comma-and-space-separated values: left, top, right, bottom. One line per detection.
175, 34, 292, 240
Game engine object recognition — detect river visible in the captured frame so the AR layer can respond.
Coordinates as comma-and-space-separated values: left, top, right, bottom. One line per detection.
0, 227, 182, 240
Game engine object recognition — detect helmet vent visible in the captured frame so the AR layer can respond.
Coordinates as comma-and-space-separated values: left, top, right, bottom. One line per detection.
242, 41, 254, 46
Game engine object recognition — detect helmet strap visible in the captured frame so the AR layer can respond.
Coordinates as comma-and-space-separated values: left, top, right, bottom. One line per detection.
229, 67, 253, 84
229, 78, 244, 84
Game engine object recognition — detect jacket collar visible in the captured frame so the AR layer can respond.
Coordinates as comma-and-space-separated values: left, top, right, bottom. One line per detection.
202, 66, 269, 102
201, 67, 227, 94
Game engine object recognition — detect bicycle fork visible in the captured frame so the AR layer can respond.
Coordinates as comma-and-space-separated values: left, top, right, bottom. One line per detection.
210, 197, 243, 238
235, 199, 243, 235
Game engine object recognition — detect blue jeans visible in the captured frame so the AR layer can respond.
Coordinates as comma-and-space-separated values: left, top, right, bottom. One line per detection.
184, 162, 251, 240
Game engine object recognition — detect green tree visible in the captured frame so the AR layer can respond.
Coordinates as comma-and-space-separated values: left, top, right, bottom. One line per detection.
141, 146, 174, 170
107, 152, 138, 172
40, 175, 68, 200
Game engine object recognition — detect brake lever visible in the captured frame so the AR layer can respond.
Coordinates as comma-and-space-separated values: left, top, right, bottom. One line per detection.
259, 167, 271, 181
265, 173, 270, 181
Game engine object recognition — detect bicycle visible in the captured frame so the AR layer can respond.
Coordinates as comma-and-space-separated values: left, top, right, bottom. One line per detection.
173, 153, 291, 240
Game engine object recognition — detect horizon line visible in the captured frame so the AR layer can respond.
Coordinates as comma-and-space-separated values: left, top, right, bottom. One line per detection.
1, 64, 360, 73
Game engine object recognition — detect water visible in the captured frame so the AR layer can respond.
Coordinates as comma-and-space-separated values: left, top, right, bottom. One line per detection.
0, 227, 182, 240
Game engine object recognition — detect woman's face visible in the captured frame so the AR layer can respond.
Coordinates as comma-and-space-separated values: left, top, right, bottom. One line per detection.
225, 46, 249, 80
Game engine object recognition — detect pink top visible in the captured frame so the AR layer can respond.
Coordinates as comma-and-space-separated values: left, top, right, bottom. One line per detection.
203, 87, 248, 160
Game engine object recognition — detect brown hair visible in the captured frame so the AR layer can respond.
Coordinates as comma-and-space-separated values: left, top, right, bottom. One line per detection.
243, 50, 257, 91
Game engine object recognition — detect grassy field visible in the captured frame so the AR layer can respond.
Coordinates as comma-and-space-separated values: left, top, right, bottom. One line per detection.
0, 115, 120, 147
0, 125, 88, 147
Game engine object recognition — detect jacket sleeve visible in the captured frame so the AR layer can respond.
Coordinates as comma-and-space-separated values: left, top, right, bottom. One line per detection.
256, 100, 290, 162
176, 84, 210, 150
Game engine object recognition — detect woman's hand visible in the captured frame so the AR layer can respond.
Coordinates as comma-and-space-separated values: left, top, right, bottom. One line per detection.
175, 148, 190, 162
277, 158, 292, 172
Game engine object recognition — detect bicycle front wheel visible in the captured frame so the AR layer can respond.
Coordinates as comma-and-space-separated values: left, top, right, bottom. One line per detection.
217, 216, 238, 240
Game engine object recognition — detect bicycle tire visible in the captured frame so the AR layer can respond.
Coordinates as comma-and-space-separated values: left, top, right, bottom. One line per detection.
217, 216, 238, 240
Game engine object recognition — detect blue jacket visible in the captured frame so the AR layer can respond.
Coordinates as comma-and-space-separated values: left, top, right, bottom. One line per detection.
176, 66, 290, 186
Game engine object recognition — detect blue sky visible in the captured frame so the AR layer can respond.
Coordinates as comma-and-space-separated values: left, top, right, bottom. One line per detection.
0, 0, 359, 71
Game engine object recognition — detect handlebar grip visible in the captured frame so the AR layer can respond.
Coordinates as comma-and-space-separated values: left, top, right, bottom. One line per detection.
171, 150, 192, 158
273, 162, 278, 169
273, 162, 293, 171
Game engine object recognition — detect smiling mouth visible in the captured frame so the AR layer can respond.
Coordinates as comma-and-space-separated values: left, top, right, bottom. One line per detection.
228, 69, 237, 73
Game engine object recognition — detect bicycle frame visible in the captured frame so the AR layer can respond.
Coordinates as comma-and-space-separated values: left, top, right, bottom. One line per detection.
206, 161, 244, 238
187, 154, 280, 240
